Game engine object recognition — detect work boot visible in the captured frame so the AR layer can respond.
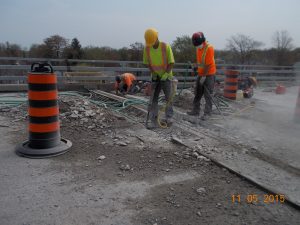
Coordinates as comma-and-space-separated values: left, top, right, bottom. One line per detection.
146, 120, 159, 130
166, 118, 173, 127
201, 113, 211, 121
187, 110, 200, 116
161, 118, 173, 127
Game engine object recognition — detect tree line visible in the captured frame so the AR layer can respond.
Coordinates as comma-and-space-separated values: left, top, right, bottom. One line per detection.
1, 30, 299, 66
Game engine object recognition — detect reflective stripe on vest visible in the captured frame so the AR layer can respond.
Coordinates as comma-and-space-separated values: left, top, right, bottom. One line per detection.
146, 42, 167, 73
197, 44, 210, 68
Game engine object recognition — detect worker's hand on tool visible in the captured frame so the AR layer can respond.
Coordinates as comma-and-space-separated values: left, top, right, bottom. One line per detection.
187, 62, 197, 74
191, 63, 197, 73
200, 76, 206, 85
187, 61, 195, 68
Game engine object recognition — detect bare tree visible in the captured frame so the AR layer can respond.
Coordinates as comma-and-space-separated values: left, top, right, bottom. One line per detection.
28, 44, 51, 58
272, 30, 293, 51
226, 34, 263, 64
63, 38, 83, 60
82, 46, 119, 60
171, 35, 195, 63
129, 42, 144, 61
43, 35, 69, 58
272, 30, 294, 65
0, 42, 23, 57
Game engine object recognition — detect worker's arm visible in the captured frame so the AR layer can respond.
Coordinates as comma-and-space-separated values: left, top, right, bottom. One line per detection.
114, 82, 119, 95
166, 63, 174, 74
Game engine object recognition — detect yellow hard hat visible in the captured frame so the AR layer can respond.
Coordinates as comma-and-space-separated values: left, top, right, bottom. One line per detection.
144, 28, 158, 47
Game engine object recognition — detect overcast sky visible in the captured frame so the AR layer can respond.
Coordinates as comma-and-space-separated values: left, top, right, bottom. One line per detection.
0, 0, 299, 50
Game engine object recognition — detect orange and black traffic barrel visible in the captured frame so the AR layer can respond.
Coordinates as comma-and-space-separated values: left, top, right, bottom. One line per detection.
224, 70, 239, 100
295, 86, 300, 123
28, 63, 60, 148
16, 63, 71, 158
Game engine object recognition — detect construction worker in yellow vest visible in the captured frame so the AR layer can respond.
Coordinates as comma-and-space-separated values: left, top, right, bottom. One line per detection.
143, 28, 175, 129
187, 32, 216, 120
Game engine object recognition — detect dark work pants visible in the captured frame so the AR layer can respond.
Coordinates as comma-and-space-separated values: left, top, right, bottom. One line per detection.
148, 80, 174, 121
192, 75, 215, 114
119, 81, 138, 94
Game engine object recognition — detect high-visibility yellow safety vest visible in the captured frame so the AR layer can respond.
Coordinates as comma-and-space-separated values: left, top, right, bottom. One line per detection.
145, 42, 173, 81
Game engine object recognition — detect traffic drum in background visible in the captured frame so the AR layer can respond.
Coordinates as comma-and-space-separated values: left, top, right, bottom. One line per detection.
224, 70, 239, 100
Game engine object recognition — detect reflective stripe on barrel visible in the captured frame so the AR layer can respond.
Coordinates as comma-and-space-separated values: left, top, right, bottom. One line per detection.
29, 106, 59, 117
224, 70, 239, 100
29, 122, 60, 133
28, 72, 60, 149
28, 90, 58, 100
28, 74, 57, 84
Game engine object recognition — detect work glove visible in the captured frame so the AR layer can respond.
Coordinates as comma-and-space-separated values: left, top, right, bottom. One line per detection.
199, 76, 206, 85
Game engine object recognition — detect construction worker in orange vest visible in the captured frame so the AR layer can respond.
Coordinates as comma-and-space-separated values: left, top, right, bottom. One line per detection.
143, 28, 175, 129
187, 32, 216, 120
115, 73, 138, 95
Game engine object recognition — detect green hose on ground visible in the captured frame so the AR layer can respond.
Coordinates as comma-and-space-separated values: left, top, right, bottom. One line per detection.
0, 94, 27, 108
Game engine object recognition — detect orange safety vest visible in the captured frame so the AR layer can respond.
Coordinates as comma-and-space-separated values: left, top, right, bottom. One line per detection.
196, 42, 216, 76
122, 73, 136, 87
146, 42, 171, 80
115, 73, 136, 91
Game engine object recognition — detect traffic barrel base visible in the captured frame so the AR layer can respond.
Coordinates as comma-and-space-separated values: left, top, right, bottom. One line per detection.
16, 138, 72, 159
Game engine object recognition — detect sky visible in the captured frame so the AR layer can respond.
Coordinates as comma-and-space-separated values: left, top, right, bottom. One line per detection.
0, 0, 299, 50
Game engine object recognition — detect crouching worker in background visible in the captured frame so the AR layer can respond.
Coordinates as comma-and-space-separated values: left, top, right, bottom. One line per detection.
238, 76, 257, 98
115, 73, 140, 95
